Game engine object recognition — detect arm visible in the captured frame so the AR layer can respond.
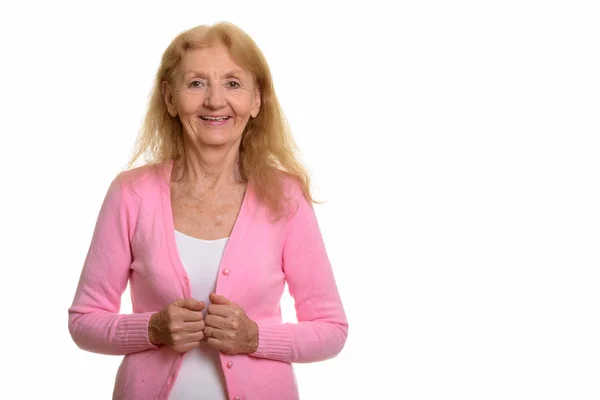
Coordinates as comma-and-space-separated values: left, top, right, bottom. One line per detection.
67, 176, 157, 355
251, 192, 349, 363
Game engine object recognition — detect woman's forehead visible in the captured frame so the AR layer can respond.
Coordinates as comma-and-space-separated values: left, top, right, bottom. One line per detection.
180, 46, 244, 71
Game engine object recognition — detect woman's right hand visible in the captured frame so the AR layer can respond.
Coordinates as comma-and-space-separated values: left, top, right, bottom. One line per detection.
148, 298, 206, 353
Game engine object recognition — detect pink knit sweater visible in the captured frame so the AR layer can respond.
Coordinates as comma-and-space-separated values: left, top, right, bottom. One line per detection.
68, 160, 348, 400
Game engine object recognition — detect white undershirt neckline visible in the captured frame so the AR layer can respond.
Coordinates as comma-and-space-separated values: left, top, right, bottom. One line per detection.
168, 230, 229, 400
174, 229, 229, 242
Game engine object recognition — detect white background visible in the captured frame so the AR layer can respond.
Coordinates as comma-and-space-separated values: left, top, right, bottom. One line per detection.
1, 0, 599, 399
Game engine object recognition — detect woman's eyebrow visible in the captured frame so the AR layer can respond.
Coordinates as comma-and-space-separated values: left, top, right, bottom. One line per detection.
183, 70, 246, 79
182, 70, 207, 80
222, 70, 245, 78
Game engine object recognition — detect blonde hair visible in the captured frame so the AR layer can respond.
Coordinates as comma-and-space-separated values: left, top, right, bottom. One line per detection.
128, 22, 314, 215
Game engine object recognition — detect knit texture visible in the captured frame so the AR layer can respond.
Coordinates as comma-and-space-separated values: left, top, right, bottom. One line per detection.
68, 160, 348, 400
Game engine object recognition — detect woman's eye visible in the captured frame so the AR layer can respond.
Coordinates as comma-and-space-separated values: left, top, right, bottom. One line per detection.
189, 80, 204, 88
227, 81, 241, 88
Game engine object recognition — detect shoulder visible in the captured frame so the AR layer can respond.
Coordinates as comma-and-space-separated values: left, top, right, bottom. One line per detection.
113, 162, 168, 198
277, 171, 307, 200
248, 169, 310, 221
276, 171, 313, 218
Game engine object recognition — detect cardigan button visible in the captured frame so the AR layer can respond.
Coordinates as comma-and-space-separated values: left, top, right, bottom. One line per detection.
223, 269, 230, 276
227, 361, 233, 368
234, 397, 241, 400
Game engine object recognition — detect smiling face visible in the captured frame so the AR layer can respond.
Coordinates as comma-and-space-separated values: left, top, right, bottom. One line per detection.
163, 43, 261, 149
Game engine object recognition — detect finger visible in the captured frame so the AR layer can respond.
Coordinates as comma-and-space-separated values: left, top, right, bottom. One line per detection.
204, 325, 226, 340
183, 330, 206, 343
182, 320, 205, 333
173, 329, 205, 346
205, 337, 221, 350
203, 326, 214, 341
209, 292, 233, 306
180, 298, 206, 312
204, 314, 228, 329
182, 309, 205, 322
206, 338, 233, 354
207, 304, 231, 317
175, 340, 202, 353
203, 326, 212, 338
210, 327, 226, 341
173, 298, 202, 309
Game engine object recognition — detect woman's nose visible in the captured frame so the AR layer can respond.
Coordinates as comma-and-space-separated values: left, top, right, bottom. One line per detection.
203, 84, 226, 109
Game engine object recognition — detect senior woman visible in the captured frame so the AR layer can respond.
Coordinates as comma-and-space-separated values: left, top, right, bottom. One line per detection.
68, 22, 347, 400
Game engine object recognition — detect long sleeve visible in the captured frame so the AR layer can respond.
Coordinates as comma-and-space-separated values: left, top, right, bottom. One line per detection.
68, 176, 157, 355
251, 191, 348, 363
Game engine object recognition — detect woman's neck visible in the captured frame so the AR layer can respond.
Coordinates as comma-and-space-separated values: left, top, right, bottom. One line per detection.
173, 142, 244, 193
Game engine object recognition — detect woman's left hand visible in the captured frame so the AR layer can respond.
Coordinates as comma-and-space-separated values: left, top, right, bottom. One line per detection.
204, 293, 259, 355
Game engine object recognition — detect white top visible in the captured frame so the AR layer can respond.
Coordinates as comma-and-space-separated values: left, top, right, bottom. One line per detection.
169, 231, 229, 400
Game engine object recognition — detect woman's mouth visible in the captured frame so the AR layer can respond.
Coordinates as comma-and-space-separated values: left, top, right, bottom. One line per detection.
199, 116, 231, 126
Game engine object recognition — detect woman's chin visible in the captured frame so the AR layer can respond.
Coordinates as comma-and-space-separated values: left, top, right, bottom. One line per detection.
197, 133, 239, 147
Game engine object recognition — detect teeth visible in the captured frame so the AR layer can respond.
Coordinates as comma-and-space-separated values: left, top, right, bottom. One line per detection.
201, 116, 229, 121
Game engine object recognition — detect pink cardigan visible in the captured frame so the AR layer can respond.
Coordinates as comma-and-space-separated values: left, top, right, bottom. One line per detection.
68, 160, 348, 400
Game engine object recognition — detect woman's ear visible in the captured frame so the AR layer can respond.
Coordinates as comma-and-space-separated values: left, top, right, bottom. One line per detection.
250, 89, 261, 119
162, 81, 178, 117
